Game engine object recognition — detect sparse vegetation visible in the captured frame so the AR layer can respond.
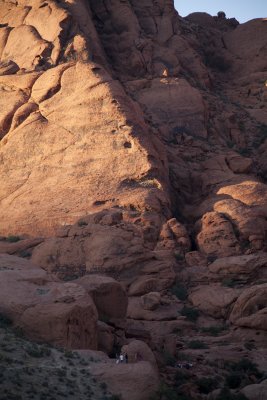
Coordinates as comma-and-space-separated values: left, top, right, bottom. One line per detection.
196, 377, 219, 394
187, 340, 208, 349
0, 314, 12, 328
222, 278, 240, 288
238, 148, 251, 157
201, 325, 227, 336
253, 123, 267, 148
0, 323, 116, 400
174, 252, 185, 262
226, 358, 262, 378
181, 306, 199, 322
222, 358, 263, 392
171, 283, 188, 301
150, 382, 191, 400
6, 235, 21, 243
162, 351, 176, 367
204, 51, 231, 72
216, 387, 248, 400
78, 220, 88, 227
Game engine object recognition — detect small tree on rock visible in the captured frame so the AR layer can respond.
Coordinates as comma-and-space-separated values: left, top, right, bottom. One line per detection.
217, 11, 226, 19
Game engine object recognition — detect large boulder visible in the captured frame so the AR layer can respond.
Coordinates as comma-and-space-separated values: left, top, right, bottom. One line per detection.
196, 211, 240, 257
0, 254, 98, 349
76, 274, 128, 320
121, 339, 157, 368
0, 237, 43, 256
31, 211, 175, 289
127, 296, 180, 321
229, 284, 267, 330
241, 380, 267, 400
208, 253, 267, 280
189, 285, 240, 318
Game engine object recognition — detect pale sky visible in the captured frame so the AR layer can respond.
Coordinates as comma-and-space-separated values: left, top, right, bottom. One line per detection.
174, 0, 267, 23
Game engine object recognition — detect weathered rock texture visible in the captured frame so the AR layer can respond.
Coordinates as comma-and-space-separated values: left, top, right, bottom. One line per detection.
0, 254, 127, 350
1, 2, 267, 399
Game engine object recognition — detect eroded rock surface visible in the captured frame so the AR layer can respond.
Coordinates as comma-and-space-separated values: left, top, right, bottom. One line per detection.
1, 2, 267, 399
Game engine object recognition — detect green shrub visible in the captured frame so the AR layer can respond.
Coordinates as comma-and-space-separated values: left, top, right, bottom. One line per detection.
201, 326, 226, 336
162, 351, 176, 367
222, 278, 239, 288
216, 387, 248, 400
225, 358, 263, 380
25, 344, 51, 358
181, 306, 199, 322
100, 382, 107, 391
225, 372, 242, 389
64, 350, 74, 359
244, 341, 256, 351
174, 370, 189, 387
78, 220, 88, 227
0, 314, 12, 327
6, 235, 21, 243
109, 395, 122, 400
171, 284, 188, 301
176, 351, 192, 361
174, 252, 184, 262
197, 377, 219, 394
238, 121, 245, 132
204, 51, 231, 72
238, 148, 251, 157
187, 340, 208, 349
150, 383, 180, 400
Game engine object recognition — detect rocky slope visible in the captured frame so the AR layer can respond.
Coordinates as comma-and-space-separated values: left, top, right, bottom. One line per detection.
0, 1, 267, 400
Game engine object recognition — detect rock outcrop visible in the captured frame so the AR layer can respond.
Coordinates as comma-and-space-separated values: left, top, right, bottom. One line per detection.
1, 1, 267, 399
0, 253, 129, 349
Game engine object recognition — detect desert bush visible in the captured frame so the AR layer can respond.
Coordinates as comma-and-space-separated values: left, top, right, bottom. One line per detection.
174, 252, 185, 262
225, 372, 242, 389
6, 235, 21, 243
187, 340, 208, 349
171, 284, 188, 301
0, 314, 12, 327
78, 220, 88, 227
204, 51, 231, 72
222, 278, 239, 288
25, 344, 50, 358
109, 395, 122, 400
229, 358, 262, 377
174, 370, 189, 387
197, 377, 219, 394
201, 326, 226, 336
216, 387, 248, 400
150, 383, 180, 400
162, 351, 176, 367
244, 341, 256, 351
181, 306, 199, 322
64, 349, 74, 359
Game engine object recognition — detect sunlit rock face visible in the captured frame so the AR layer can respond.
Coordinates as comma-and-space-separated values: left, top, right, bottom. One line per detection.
1, 3, 267, 397
0, 0, 266, 245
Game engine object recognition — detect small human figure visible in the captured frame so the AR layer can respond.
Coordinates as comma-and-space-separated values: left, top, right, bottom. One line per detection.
119, 353, 124, 363
116, 353, 120, 364
125, 353, 128, 364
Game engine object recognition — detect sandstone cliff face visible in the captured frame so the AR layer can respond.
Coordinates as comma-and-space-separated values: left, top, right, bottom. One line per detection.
0, 0, 266, 250
1, 2, 267, 399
